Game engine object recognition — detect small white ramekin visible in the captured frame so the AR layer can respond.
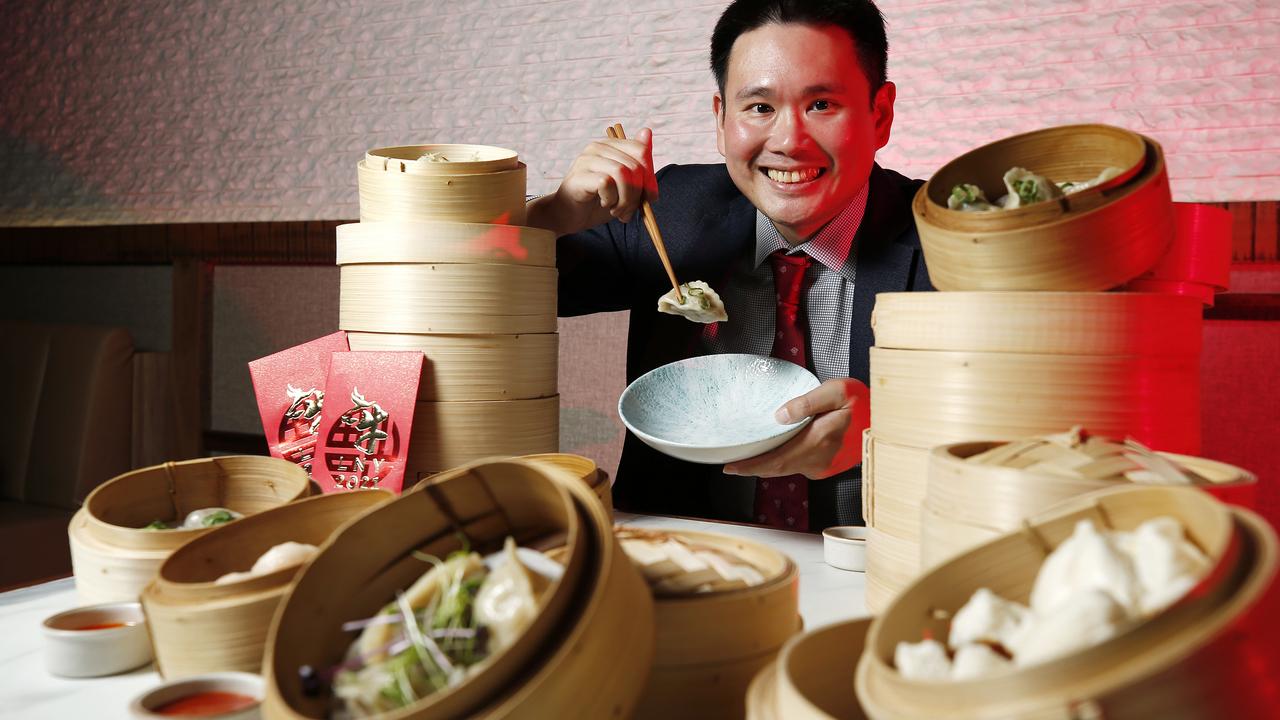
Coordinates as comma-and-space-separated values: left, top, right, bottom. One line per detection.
42, 601, 153, 678
822, 525, 869, 572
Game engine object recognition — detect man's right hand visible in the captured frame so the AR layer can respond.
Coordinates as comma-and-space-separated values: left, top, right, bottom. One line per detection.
526, 127, 659, 237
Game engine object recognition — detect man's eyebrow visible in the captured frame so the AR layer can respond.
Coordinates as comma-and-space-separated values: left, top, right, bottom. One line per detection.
733, 83, 846, 101
734, 84, 774, 101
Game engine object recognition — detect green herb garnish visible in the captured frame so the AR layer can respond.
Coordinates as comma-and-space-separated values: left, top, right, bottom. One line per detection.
142, 520, 170, 531
201, 509, 236, 527
1013, 178, 1041, 205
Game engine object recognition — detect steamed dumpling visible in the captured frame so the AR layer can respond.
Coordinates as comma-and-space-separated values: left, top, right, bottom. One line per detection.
999, 167, 1064, 209
657, 281, 727, 324
894, 638, 952, 681
949, 587, 1029, 649
1119, 516, 1211, 615
214, 541, 319, 585
1030, 519, 1142, 615
473, 537, 550, 656
951, 643, 1012, 680
181, 507, 243, 529
1008, 588, 1129, 666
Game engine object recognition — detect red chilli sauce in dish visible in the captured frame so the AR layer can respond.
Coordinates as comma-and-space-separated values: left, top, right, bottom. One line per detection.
154, 692, 258, 716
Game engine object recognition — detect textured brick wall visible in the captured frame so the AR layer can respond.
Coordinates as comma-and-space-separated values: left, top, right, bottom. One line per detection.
0, 0, 1275, 225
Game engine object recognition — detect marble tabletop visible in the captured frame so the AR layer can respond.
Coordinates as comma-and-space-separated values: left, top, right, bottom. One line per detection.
0, 514, 868, 719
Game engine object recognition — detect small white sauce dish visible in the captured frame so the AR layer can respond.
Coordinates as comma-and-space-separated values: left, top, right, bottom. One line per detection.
130, 671, 265, 719
822, 525, 869, 572
42, 601, 153, 678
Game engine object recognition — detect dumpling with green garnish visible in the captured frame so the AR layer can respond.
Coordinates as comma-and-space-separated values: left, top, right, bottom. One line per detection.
998, 167, 1064, 209
657, 280, 727, 324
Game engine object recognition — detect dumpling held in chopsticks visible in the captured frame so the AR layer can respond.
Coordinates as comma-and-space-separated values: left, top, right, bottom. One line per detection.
657, 281, 727, 324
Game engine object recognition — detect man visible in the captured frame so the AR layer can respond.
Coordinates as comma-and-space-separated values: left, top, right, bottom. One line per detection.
526, 0, 932, 530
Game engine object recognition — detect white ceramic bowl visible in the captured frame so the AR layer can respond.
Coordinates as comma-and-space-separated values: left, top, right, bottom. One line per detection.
822, 525, 869, 572
618, 354, 821, 464
130, 671, 264, 719
42, 601, 153, 678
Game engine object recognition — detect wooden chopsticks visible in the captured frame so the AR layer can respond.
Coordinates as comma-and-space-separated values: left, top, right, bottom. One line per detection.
606, 123, 683, 303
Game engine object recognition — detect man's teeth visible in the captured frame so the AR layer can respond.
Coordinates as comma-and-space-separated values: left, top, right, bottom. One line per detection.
766, 168, 820, 183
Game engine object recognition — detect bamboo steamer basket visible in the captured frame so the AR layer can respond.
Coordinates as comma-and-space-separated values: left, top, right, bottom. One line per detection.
926, 441, 1258, 534
339, 264, 557, 335
470, 462, 654, 720
634, 529, 801, 720
69, 456, 310, 604
861, 437, 928, 537
336, 221, 555, 268
914, 125, 1172, 291
871, 292, 1202, 356
919, 500, 1004, 570
142, 490, 393, 678
522, 453, 612, 518
358, 144, 526, 225
857, 485, 1280, 719
406, 397, 559, 476
347, 332, 557, 402
263, 458, 600, 719
868, 347, 1200, 454
921, 440, 1259, 570
864, 528, 920, 614
766, 617, 874, 720
747, 661, 783, 720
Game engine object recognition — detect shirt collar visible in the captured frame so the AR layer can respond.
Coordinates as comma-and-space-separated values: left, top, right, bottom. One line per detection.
752, 180, 869, 282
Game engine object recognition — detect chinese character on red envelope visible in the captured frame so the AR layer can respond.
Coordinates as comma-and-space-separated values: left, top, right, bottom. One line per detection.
313, 351, 423, 495
248, 331, 350, 477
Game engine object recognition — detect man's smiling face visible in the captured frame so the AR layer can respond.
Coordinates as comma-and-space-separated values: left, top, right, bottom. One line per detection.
714, 22, 895, 244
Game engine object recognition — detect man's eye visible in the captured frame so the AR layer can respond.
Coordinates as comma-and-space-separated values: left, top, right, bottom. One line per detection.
750, 103, 773, 114
811, 99, 831, 111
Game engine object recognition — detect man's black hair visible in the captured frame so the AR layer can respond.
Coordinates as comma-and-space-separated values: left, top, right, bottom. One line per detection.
710, 0, 888, 105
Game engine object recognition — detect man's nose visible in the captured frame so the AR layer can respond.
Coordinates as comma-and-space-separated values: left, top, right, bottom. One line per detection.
766, 109, 810, 154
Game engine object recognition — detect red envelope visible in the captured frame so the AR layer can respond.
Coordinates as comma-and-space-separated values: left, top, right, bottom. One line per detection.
313, 351, 423, 495
248, 331, 350, 477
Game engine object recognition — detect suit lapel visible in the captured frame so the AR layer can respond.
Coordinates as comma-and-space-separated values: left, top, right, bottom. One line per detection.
848, 165, 918, 383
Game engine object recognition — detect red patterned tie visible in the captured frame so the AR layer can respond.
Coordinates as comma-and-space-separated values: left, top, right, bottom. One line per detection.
753, 250, 811, 531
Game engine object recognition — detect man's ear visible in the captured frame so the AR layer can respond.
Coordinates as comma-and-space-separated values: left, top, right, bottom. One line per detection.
873, 81, 896, 151
713, 93, 727, 158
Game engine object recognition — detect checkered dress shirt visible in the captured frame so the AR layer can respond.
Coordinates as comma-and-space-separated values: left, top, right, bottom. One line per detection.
699, 182, 870, 527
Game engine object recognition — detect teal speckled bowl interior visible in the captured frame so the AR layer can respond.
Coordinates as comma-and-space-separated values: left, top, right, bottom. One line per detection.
618, 354, 821, 464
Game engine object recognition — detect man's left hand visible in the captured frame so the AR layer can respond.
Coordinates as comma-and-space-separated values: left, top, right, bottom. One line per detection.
723, 378, 870, 479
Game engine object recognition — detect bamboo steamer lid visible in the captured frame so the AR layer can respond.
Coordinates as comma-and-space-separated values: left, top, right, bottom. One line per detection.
69, 456, 310, 604
868, 347, 1200, 454
339, 264, 557, 335
358, 145, 526, 225
142, 490, 392, 678
871, 292, 1202, 356
347, 332, 557, 402
914, 125, 1172, 291
406, 397, 559, 476
521, 453, 612, 518
857, 485, 1280, 720
262, 458, 604, 719
366, 145, 519, 175
336, 221, 556, 268
632, 529, 801, 720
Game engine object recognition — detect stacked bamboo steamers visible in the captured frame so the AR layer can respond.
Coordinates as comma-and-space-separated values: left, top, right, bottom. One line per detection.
862, 124, 1211, 612
341, 145, 559, 478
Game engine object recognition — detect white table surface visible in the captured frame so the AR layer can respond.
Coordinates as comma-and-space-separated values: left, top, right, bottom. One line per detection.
0, 514, 867, 719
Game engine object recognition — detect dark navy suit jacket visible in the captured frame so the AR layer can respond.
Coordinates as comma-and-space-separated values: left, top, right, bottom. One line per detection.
557, 162, 933, 528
